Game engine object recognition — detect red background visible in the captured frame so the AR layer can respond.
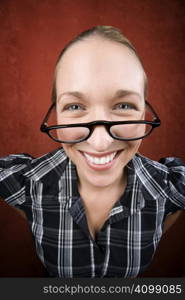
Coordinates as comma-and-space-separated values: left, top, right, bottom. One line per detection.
0, 0, 185, 161
0, 0, 185, 278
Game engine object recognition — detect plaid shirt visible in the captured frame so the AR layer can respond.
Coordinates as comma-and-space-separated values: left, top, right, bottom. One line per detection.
0, 148, 185, 277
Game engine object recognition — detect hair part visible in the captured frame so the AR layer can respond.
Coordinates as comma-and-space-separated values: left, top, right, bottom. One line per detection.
51, 25, 148, 103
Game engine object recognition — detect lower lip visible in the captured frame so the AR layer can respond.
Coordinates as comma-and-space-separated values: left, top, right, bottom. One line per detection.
80, 151, 121, 171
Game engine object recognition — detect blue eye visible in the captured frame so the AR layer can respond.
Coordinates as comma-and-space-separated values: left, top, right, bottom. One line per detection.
65, 104, 84, 111
114, 103, 136, 110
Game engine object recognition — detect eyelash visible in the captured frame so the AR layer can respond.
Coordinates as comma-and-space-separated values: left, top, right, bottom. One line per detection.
63, 104, 85, 111
61, 102, 137, 112
113, 103, 137, 111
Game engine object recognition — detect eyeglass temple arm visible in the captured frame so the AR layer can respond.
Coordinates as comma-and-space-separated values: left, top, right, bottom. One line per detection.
145, 100, 160, 121
41, 102, 56, 128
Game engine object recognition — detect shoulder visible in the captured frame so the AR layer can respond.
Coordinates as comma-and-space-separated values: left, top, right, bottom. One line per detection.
0, 148, 69, 204
133, 154, 185, 176
132, 154, 185, 209
0, 153, 34, 185
0, 153, 33, 169
0, 148, 69, 182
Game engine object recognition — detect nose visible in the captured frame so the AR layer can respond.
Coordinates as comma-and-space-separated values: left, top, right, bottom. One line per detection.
87, 125, 114, 152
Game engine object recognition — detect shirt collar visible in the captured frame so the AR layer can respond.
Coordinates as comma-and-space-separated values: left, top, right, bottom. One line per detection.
23, 147, 69, 182
23, 149, 169, 213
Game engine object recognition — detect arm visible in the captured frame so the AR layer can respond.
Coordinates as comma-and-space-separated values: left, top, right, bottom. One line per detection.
163, 210, 182, 234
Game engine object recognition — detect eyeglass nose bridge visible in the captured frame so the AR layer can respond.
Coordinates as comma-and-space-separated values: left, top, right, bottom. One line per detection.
86, 120, 114, 140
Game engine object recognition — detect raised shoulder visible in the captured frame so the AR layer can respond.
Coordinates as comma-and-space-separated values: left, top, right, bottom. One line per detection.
133, 154, 185, 210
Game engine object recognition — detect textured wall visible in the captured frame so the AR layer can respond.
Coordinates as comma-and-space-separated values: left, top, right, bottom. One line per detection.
0, 0, 185, 278
0, 0, 185, 161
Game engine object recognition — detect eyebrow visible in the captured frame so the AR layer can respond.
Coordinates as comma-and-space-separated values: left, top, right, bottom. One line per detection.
57, 89, 142, 102
114, 89, 142, 101
58, 91, 85, 102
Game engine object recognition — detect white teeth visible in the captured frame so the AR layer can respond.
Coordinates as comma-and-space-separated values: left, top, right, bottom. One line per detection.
83, 152, 117, 165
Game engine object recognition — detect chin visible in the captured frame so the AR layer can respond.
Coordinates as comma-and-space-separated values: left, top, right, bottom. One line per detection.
81, 171, 122, 188
63, 144, 138, 188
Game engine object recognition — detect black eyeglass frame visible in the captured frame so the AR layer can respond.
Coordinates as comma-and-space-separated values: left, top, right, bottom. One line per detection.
40, 101, 161, 143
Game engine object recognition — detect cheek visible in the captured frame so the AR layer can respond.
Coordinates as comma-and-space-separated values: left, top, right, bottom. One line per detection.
62, 144, 76, 160
61, 144, 70, 155
57, 112, 62, 125
127, 140, 142, 153
61, 143, 70, 156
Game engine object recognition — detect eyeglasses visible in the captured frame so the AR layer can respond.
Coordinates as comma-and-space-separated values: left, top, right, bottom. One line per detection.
40, 101, 161, 144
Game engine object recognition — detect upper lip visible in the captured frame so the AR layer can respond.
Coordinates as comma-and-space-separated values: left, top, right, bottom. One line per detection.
79, 150, 121, 157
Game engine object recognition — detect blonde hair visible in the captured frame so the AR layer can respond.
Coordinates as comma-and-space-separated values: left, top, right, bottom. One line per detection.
51, 25, 148, 103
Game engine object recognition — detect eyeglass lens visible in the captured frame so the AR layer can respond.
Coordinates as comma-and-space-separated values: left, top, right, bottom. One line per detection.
48, 123, 153, 142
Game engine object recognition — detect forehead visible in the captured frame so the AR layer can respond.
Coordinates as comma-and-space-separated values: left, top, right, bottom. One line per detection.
56, 37, 145, 98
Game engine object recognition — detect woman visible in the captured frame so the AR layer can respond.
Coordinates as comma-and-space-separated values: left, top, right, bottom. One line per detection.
0, 26, 184, 277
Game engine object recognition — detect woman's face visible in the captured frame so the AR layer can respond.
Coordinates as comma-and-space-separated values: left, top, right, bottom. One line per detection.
55, 37, 145, 188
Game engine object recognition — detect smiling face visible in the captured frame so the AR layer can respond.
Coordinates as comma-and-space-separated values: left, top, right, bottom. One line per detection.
55, 36, 145, 189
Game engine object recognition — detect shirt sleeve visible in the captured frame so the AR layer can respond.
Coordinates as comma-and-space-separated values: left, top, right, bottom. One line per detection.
0, 153, 33, 207
159, 157, 185, 209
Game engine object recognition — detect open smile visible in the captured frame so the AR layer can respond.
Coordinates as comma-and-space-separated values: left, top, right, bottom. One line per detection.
79, 150, 123, 170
